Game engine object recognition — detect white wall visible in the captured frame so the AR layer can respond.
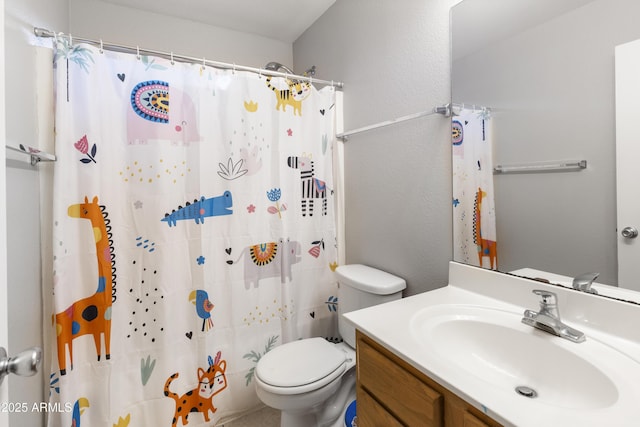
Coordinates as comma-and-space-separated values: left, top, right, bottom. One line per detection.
0, 0, 8, 425
69, 0, 294, 70
452, 0, 640, 284
294, 0, 457, 295
4, 0, 67, 425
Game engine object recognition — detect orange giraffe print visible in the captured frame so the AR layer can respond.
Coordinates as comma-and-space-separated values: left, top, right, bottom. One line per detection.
473, 188, 498, 269
54, 196, 116, 375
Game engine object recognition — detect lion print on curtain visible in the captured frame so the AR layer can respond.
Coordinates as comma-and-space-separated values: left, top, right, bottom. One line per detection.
48, 40, 338, 427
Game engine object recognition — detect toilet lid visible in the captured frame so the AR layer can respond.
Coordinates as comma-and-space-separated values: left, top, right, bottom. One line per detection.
255, 337, 347, 389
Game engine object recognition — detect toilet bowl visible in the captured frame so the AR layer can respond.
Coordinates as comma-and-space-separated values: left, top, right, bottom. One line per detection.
254, 264, 406, 427
255, 338, 356, 426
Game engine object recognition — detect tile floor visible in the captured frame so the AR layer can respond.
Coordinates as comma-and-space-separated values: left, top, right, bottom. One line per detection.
222, 406, 281, 427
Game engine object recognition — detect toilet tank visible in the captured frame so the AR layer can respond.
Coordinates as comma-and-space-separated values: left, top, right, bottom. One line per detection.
336, 264, 406, 348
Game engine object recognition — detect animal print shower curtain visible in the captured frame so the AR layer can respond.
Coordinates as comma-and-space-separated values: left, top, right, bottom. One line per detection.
452, 107, 498, 270
48, 39, 338, 427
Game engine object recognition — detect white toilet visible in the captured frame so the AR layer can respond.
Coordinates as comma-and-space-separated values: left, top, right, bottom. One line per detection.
254, 264, 406, 427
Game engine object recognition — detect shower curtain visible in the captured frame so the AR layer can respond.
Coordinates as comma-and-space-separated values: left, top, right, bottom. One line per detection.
48, 40, 338, 426
452, 107, 498, 270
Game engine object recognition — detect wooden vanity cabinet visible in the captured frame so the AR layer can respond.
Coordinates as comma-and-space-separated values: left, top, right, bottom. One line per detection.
356, 330, 503, 427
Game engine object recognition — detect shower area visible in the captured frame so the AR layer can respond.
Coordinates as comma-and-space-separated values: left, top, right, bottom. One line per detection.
3, 2, 344, 426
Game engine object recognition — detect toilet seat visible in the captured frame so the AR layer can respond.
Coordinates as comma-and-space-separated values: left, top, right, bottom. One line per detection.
255, 338, 348, 395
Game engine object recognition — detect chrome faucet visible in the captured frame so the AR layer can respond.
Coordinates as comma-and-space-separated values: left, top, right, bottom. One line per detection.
572, 272, 599, 294
521, 290, 585, 343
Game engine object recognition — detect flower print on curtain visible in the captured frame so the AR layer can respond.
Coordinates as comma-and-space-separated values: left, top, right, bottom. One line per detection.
452, 107, 498, 270
48, 40, 338, 427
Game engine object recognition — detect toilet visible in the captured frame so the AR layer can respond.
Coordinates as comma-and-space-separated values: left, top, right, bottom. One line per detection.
254, 264, 406, 427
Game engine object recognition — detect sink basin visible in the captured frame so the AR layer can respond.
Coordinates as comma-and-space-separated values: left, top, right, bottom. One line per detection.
410, 305, 637, 410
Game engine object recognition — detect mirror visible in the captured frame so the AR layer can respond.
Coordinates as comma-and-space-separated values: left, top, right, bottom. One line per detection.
451, 0, 640, 302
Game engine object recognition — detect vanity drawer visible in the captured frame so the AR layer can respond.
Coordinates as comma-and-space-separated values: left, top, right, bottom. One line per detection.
463, 412, 492, 427
356, 330, 503, 427
356, 387, 404, 427
357, 334, 444, 426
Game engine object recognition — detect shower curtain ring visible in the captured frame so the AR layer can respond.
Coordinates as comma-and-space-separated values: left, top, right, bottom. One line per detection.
69, 34, 72, 46
232, 63, 236, 74
201, 57, 206, 71
99, 39, 104, 54
170, 52, 175, 65
136, 46, 141, 60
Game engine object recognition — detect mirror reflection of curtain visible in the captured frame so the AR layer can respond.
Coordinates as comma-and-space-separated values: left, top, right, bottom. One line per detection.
452, 107, 497, 270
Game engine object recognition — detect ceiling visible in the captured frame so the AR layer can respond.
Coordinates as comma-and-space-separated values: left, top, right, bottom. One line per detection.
99, 0, 336, 43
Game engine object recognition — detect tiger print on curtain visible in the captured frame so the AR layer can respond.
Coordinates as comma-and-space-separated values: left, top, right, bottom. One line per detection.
47, 39, 338, 426
452, 107, 498, 270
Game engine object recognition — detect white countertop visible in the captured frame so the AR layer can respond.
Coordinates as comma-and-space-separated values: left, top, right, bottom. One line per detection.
344, 262, 640, 427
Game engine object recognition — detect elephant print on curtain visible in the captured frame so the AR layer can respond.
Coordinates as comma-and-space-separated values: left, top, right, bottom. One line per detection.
127, 79, 203, 145
227, 238, 303, 289
48, 39, 338, 427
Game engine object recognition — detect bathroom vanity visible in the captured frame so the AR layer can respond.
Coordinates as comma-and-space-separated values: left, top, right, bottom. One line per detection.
345, 262, 640, 427
356, 329, 500, 426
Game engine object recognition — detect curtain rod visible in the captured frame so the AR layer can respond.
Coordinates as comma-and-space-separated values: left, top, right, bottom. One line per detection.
336, 105, 450, 141
450, 102, 491, 112
33, 27, 344, 89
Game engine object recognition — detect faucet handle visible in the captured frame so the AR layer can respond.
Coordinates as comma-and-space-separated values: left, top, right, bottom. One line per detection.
532, 289, 557, 306
572, 272, 599, 294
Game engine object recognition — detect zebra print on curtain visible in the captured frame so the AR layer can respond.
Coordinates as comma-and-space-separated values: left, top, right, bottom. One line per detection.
452, 108, 498, 270
47, 39, 338, 427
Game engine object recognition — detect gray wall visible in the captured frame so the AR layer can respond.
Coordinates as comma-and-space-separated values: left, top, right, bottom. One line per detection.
294, 0, 457, 296
5, 0, 67, 424
452, 0, 640, 284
